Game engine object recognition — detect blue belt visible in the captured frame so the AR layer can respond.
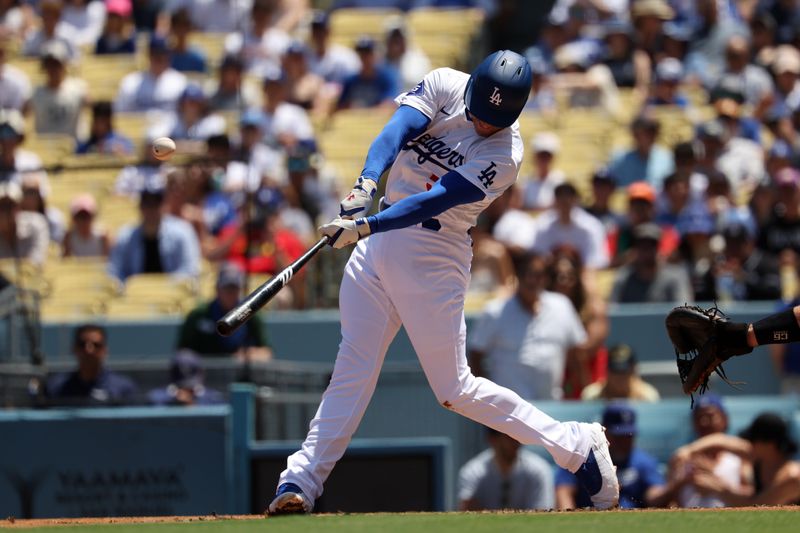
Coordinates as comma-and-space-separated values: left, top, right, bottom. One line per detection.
379, 199, 441, 232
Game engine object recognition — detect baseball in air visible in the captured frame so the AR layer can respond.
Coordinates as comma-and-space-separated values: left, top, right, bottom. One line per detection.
152, 137, 176, 161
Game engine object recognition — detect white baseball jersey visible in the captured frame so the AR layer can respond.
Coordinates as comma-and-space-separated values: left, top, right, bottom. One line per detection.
388, 68, 524, 234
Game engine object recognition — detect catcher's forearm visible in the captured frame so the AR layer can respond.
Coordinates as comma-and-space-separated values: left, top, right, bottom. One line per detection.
750, 307, 800, 346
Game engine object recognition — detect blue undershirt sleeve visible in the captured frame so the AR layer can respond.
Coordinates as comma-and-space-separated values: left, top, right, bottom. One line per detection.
364, 171, 486, 234
360, 104, 431, 181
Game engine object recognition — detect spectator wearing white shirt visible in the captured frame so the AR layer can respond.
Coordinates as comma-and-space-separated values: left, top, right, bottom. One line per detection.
383, 17, 431, 92
521, 132, 565, 212
162, 84, 226, 146
0, 181, 49, 266
256, 69, 314, 149
61, 0, 106, 48
609, 223, 693, 304
31, 40, 89, 137
531, 182, 609, 269
492, 185, 537, 256
115, 35, 187, 113
459, 427, 555, 511
306, 10, 360, 84
0, 109, 49, 191
21, 0, 78, 60
469, 253, 588, 401
224, 0, 290, 76
0, 36, 31, 112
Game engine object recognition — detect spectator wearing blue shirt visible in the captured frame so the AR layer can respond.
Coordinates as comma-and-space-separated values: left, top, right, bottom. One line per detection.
607, 115, 675, 189
555, 403, 668, 509
76, 101, 134, 155
169, 8, 207, 74
108, 188, 201, 282
46, 324, 139, 406
148, 351, 225, 406
337, 36, 399, 111
95, 0, 137, 55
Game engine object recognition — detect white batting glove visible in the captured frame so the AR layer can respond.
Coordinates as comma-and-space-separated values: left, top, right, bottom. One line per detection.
320, 217, 372, 249
339, 176, 377, 219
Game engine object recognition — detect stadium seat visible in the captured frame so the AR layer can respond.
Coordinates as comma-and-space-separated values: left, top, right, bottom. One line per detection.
328, 8, 403, 48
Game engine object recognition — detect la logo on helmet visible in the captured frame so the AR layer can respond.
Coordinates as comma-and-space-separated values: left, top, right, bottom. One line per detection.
489, 86, 502, 106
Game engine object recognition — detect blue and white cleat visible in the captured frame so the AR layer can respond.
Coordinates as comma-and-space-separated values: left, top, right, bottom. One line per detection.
267, 482, 313, 515
574, 423, 619, 510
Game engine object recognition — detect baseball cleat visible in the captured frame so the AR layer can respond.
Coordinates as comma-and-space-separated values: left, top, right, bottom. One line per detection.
267, 482, 313, 515
574, 423, 619, 510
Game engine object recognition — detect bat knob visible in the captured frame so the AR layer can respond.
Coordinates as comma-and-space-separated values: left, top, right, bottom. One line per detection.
216, 320, 235, 337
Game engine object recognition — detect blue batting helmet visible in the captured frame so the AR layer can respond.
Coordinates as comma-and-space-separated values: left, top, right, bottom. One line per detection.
464, 50, 532, 129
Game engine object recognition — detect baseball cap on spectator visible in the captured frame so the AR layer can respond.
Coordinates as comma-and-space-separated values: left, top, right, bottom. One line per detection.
180, 84, 206, 102
354, 36, 376, 53
70, 193, 98, 217
655, 57, 683, 83
106, 0, 132, 17
592, 166, 615, 186
217, 262, 245, 289
663, 21, 692, 42
633, 222, 662, 243
170, 351, 205, 389
554, 42, 592, 70
769, 140, 793, 160
774, 167, 800, 188
631, 0, 674, 20
554, 181, 578, 197
310, 10, 330, 29
772, 46, 800, 75
262, 67, 287, 86
602, 403, 638, 437
531, 132, 560, 155
0, 109, 25, 139
220, 54, 244, 71
697, 119, 727, 141
149, 35, 170, 55
139, 186, 165, 206
607, 344, 637, 373
525, 48, 551, 76
285, 40, 307, 56
739, 413, 798, 455
601, 19, 632, 38
239, 108, 263, 128
0, 182, 22, 204
693, 393, 727, 416
627, 181, 656, 204
41, 40, 70, 65
722, 222, 754, 243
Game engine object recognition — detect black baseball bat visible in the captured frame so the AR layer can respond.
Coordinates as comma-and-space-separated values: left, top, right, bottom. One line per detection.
216, 236, 330, 337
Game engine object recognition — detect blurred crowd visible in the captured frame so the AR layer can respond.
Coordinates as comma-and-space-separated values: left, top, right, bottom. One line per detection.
2, 0, 800, 513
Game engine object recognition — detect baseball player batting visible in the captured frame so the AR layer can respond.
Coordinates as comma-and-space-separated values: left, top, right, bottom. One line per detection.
268, 50, 619, 514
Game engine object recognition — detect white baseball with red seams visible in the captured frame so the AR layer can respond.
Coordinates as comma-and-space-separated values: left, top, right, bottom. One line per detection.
277, 68, 602, 503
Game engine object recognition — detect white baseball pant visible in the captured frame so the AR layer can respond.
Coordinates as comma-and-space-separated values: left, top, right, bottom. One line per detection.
278, 226, 593, 500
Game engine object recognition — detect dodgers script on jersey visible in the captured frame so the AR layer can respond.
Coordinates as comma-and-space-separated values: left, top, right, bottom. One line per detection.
389, 68, 525, 233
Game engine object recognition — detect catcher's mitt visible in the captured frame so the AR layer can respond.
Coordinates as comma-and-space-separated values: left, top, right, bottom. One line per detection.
665, 304, 752, 400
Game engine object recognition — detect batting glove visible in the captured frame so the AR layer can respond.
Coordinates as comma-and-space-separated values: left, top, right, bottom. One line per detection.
339, 176, 377, 219
320, 217, 372, 249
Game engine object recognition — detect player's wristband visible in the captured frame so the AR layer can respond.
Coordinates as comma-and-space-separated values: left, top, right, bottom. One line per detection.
753, 309, 800, 345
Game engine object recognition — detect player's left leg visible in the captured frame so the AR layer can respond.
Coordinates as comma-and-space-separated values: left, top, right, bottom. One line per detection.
382, 229, 618, 508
